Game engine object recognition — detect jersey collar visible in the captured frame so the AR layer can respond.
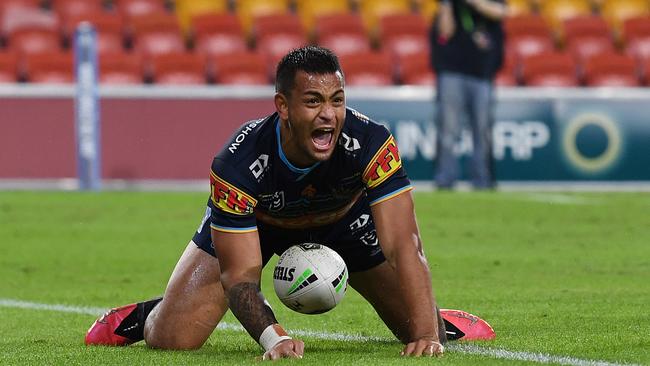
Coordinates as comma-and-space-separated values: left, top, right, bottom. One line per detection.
275, 117, 320, 178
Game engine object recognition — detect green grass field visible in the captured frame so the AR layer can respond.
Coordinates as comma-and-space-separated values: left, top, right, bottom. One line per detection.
1, 191, 648, 365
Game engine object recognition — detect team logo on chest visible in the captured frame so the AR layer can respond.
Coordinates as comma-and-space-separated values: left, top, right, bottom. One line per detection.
269, 191, 285, 212
339, 132, 361, 152
249, 154, 269, 180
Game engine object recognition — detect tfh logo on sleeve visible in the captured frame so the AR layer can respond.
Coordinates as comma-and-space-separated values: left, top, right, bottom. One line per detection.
363, 136, 402, 188
210, 171, 257, 215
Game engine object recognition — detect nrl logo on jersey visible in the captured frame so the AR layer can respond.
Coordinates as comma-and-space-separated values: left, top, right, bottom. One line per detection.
338, 132, 361, 152
249, 154, 269, 179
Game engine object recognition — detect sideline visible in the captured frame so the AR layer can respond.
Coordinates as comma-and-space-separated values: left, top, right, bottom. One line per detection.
0, 298, 639, 366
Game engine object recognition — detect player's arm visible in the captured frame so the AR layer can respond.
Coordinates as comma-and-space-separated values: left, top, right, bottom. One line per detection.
370, 191, 444, 357
211, 229, 304, 360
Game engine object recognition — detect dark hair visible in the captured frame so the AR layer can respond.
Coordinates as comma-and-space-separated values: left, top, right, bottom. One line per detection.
275, 46, 343, 96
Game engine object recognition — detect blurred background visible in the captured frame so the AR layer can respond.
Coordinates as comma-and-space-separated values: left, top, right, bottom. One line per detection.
1, 0, 649, 189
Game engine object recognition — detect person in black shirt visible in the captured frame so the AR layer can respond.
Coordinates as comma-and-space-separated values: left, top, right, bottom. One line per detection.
431, 0, 508, 189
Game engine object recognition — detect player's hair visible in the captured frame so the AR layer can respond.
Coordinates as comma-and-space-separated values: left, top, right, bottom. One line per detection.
275, 46, 343, 96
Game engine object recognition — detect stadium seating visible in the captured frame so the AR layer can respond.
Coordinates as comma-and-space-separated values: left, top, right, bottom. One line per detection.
253, 13, 308, 76
339, 51, 394, 86
294, 0, 350, 37
583, 51, 640, 86
378, 13, 429, 60
211, 51, 269, 85
62, 12, 125, 55
113, 0, 167, 19
504, 15, 555, 60
2, 4, 60, 52
191, 13, 248, 57
623, 16, 650, 62
600, 0, 650, 36
23, 51, 74, 83
149, 52, 207, 85
416, 0, 438, 24
98, 51, 143, 84
540, 0, 592, 38
129, 13, 185, 57
505, 0, 533, 16
357, 0, 412, 36
315, 13, 371, 57
174, 0, 229, 33
563, 16, 615, 62
396, 50, 434, 85
234, 0, 290, 38
0, 51, 18, 82
521, 51, 579, 86
51, 0, 104, 19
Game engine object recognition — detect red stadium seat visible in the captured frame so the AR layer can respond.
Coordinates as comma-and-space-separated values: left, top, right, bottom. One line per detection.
191, 13, 248, 57
315, 13, 371, 56
563, 16, 615, 62
1, 4, 59, 46
23, 51, 74, 83
378, 13, 429, 60
114, 0, 167, 19
540, 0, 592, 37
397, 51, 434, 85
253, 13, 308, 72
295, 0, 350, 36
357, 0, 411, 36
504, 15, 555, 60
0, 51, 19, 82
235, 0, 291, 38
641, 57, 650, 85
623, 16, 650, 61
8, 28, 61, 55
339, 51, 394, 86
63, 12, 125, 55
51, 0, 104, 19
99, 52, 143, 84
583, 52, 641, 86
521, 51, 579, 87
129, 13, 185, 57
174, 0, 229, 32
212, 51, 269, 85
600, 0, 650, 37
149, 52, 207, 85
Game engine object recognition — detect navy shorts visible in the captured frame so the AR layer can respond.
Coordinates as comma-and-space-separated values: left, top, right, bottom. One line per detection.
191, 198, 386, 273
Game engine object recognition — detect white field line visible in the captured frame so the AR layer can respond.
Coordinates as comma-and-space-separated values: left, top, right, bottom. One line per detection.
0, 298, 640, 366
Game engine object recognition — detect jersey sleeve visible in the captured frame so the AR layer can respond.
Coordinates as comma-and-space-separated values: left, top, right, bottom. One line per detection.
208, 157, 258, 233
361, 125, 412, 206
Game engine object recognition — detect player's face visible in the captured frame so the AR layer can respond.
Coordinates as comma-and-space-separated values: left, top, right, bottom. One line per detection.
277, 70, 346, 168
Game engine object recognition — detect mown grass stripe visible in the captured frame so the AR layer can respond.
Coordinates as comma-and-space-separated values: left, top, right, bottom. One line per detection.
0, 298, 640, 366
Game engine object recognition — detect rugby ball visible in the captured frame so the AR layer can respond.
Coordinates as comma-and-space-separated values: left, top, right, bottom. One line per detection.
273, 243, 348, 314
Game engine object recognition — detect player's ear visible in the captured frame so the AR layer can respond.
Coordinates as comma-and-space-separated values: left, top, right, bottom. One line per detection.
275, 93, 289, 120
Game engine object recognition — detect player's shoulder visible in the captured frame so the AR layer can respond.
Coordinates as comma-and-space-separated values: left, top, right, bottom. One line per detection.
216, 113, 276, 162
343, 107, 389, 137
341, 107, 392, 152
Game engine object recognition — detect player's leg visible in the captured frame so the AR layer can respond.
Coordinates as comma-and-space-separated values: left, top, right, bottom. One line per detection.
143, 240, 228, 349
348, 261, 447, 344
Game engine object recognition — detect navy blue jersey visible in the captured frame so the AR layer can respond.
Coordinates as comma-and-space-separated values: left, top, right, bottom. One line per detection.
207, 108, 412, 232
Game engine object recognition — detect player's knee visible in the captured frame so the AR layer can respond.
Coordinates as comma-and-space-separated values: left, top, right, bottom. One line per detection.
143, 308, 207, 350
144, 324, 206, 350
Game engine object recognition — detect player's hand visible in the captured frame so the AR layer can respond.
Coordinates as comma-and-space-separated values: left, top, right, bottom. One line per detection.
262, 339, 305, 361
400, 337, 444, 357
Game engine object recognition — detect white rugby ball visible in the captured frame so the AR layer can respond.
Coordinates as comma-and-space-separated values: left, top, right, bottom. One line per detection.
273, 243, 348, 314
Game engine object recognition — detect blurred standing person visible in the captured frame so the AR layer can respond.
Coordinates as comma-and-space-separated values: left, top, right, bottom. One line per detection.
430, 0, 508, 189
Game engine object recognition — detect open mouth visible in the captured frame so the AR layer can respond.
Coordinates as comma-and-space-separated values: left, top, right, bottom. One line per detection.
311, 128, 334, 151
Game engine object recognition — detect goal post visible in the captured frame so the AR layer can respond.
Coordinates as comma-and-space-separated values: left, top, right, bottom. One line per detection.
74, 22, 101, 191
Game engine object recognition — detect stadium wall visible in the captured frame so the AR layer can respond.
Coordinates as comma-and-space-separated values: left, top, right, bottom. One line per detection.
1, 85, 649, 186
